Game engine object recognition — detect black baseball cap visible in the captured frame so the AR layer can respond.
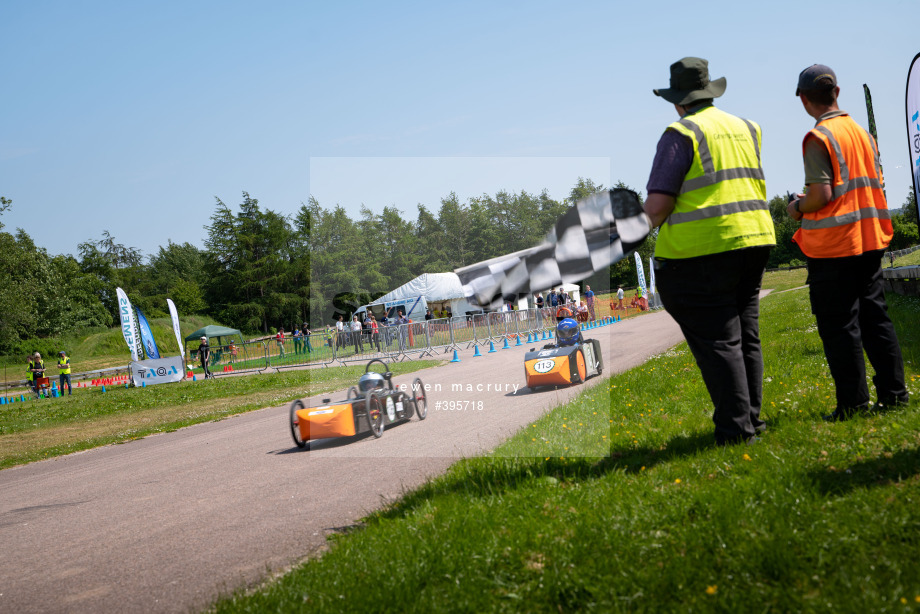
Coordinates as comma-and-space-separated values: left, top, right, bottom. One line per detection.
796, 64, 837, 96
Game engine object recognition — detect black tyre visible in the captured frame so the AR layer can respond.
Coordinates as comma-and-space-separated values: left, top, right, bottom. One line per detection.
289, 399, 307, 448
411, 377, 428, 420
366, 392, 385, 438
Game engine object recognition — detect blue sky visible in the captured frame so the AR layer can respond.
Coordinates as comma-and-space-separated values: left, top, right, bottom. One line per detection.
3, 1, 917, 259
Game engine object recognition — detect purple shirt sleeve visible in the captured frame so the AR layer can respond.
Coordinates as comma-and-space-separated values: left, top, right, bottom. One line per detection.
646, 129, 694, 197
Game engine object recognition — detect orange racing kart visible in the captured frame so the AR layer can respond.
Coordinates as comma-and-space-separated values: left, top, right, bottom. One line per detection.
524, 317, 603, 391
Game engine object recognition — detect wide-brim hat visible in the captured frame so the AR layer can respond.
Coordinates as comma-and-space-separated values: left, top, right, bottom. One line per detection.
654, 57, 726, 105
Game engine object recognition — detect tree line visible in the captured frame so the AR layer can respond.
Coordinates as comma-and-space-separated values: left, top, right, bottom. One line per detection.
0, 185, 916, 356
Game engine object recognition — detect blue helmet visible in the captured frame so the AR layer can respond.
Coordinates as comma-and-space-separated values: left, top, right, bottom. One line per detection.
556, 318, 580, 346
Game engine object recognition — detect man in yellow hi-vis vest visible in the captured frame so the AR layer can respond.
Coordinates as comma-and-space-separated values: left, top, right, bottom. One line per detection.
787, 64, 907, 421
644, 57, 776, 446
57, 351, 73, 395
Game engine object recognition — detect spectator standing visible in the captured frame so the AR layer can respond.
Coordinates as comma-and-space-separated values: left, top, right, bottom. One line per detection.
787, 64, 908, 420
584, 285, 596, 321
425, 309, 433, 321
292, 327, 303, 355
536, 293, 544, 310
616, 286, 625, 310
395, 310, 409, 352
549, 290, 558, 308
276, 328, 286, 358
302, 322, 313, 353
335, 316, 346, 349
369, 314, 381, 352
351, 315, 364, 353
197, 337, 213, 380
644, 57, 775, 445
57, 350, 72, 395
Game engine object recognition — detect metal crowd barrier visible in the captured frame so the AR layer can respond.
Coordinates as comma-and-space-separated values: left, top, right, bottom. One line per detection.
207, 339, 267, 375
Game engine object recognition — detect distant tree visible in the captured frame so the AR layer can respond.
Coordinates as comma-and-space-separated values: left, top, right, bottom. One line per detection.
0, 196, 11, 229
568, 177, 605, 206
767, 195, 804, 268
0, 227, 110, 353
899, 187, 918, 226
203, 192, 298, 333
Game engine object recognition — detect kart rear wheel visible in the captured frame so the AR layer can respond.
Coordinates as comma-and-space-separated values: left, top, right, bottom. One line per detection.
289, 400, 307, 449
366, 392, 385, 438
411, 377, 427, 420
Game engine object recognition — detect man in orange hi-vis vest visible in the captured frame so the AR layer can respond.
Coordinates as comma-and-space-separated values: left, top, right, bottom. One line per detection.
787, 64, 909, 422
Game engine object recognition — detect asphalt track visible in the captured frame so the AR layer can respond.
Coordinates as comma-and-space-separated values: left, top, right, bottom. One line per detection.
0, 310, 684, 613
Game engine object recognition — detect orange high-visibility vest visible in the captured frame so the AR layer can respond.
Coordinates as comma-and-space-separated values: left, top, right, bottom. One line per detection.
793, 113, 892, 258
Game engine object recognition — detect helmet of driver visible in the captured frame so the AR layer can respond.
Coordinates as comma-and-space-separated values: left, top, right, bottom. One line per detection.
556, 318, 580, 347
358, 372, 386, 393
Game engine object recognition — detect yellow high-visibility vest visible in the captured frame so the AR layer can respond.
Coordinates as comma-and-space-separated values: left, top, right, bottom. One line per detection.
655, 106, 775, 259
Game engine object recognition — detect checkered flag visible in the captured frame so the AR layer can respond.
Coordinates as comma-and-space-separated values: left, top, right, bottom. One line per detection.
456, 188, 649, 308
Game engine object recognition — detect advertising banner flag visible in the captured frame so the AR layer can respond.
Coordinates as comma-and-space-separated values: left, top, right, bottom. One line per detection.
115, 287, 139, 362
907, 53, 920, 215
135, 307, 161, 360
634, 251, 648, 298
131, 356, 185, 387
166, 299, 183, 355
648, 256, 656, 295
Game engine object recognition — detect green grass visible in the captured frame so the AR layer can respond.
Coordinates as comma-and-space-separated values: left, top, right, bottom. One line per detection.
0, 360, 441, 469
892, 248, 920, 267
0, 315, 227, 376
761, 266, 807, 292
210, 283, 920, 613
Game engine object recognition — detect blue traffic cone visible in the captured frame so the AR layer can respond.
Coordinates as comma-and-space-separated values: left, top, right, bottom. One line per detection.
488, 341, 497, 353
617, 315, 621, 322
542, 330, 547, 340
101, 386, 106, 393
142, 381, 146, 388
514, 335, 522, 346
502, 337, 510, 349
125, 382, 129, 389
450, 349, 461, 363
548, 330, 554, 339
473, 345, 482, 357
193, 375, 197, 381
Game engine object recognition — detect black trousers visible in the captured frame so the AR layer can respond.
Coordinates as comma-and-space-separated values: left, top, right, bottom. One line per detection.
807, 250, 907, 410
656, 246, 771, 444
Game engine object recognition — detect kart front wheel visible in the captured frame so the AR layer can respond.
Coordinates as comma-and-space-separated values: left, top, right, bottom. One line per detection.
289, 400, 307, 449
411, 377, 427, 420
366, 392, 385, 438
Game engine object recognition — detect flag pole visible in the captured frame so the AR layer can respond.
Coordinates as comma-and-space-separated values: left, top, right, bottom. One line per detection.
863, 83, 886, 199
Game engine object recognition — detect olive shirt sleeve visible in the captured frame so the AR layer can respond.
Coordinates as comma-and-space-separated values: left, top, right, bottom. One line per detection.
803, 135, 833, 185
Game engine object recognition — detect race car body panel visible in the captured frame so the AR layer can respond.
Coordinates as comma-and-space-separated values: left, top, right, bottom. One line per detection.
295, 402, 358, 440
524, 338, 603, 389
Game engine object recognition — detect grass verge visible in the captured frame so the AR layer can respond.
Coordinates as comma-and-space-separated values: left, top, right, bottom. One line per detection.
210, 286, 920, 613
0, 360, 441, 469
